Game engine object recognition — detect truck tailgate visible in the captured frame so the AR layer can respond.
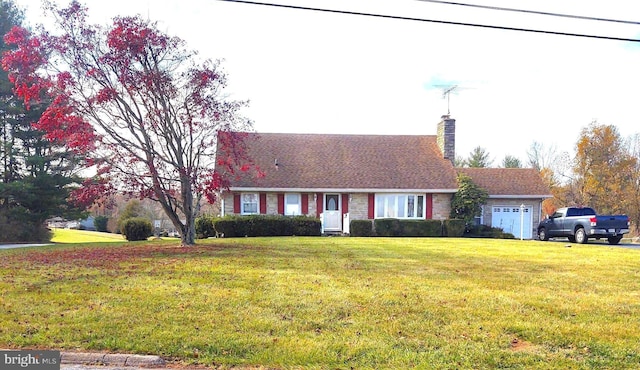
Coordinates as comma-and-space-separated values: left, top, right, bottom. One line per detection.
595, 216, 628, 229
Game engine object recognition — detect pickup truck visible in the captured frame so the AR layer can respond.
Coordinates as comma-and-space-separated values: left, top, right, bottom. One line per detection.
537, 207, 629, 244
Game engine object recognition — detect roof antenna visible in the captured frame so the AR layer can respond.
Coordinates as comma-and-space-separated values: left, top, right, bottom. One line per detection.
442, 85, 457, 115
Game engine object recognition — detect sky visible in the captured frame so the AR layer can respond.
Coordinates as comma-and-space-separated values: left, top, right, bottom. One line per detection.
12, 0, 640, 166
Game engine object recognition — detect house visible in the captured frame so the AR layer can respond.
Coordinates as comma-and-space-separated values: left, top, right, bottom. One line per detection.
216, 115, 551, 238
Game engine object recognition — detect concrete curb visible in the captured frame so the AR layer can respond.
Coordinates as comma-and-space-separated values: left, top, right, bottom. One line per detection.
61, 352, 166, 367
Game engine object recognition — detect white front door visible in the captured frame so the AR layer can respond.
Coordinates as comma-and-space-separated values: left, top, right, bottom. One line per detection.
492, 206, 532, 239
323, 194, 341, 231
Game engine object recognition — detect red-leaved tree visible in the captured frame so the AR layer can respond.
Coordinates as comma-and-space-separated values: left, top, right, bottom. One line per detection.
2, 1, 253, 245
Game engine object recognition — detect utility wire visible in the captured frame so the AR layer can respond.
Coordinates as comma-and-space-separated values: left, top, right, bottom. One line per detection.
214, 0, 640, 43
415, 0, 640, 26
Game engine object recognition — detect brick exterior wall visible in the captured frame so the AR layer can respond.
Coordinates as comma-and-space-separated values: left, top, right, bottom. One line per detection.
308, 193, 318, 217
348, 193, 369, 220
432, 193, 452, 220
222, 192, 234, 216
266, 193, 278, 215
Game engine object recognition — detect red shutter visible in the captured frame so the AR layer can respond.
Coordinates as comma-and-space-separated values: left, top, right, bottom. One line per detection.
259, 193, 267, 214
316, 193, 323, 217
277, 193, 284, 215
233, 193, 241, 214
301, 194, 309, 215
426, 193, 433, 219
342, 194, 349, 215
368, 193, 375, 219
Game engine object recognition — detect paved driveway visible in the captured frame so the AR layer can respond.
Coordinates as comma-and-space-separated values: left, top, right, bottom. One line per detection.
0, 244, 51, 250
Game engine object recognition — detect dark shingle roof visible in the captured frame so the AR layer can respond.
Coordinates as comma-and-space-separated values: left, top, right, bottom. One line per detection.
221, 132, 459, 191
457, 168, 551, 197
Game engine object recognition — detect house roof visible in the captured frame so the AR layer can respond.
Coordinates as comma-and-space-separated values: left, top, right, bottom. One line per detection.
457, 168, 551, 198
220, 132, 459, 192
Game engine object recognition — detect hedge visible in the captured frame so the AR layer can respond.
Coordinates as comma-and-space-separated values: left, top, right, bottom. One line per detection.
373, 219, 444, 237
196, 215, 515, 239
350, 220, 374, 237
353, 218, 505, 238
466, 224, 516, 239
195, 215, 321, 238
443, 219, 466, 237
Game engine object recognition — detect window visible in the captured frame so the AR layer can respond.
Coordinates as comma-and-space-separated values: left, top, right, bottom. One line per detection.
326, 194, 339, 211
375, 194, 425, 219
285, 193, 301, 216
474, 206, 484, 225
241, 193, 258, 215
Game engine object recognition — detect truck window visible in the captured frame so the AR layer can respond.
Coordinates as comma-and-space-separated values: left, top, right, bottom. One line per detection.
552, 212, 563, 218
582, 208, 596, 216
567, 208, 579, 217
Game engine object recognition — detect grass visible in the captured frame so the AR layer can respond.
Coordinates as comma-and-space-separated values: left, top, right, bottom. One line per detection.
1, 236, 639, 369
50, 228, 126, 243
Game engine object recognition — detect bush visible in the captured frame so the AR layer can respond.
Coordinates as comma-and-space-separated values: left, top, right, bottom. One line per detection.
374, 219, 402, 237
443, 219, 466, 237
195, 215, 321, 238
291, 216, 322, 236
94, 216, 109, 232
403, 220, 443, 237
121, 217, 153, 241
195, 216, 216, 239
0, 208, 51, 243
374, 219, 443, 237
213, 217, 241, 238
117, 200, 148, 234
350, 220, 373, 236
466, 224, 515, 239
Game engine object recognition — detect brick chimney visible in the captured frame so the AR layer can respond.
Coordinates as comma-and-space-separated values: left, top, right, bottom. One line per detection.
437, 115, 455, 163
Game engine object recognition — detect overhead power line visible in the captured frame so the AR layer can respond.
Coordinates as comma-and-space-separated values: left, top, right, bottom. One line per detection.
415, 0, 640, 26
214, 0, 640, 43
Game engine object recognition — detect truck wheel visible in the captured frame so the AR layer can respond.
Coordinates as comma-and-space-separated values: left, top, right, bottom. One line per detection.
575, 228, 588, 244
607, 236, 622, 245
538, 228, 549, 241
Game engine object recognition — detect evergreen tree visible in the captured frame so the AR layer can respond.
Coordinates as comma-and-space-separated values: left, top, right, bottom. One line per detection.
466, 146, 493, 168
502, 155, 522, 168
450, 173, 488, 223
0, 0, 87, 242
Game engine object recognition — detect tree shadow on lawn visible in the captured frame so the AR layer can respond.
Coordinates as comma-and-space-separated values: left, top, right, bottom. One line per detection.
0, 243, 262, 269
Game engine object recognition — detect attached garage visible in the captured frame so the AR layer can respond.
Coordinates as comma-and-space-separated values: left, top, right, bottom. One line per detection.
492, 206, 533, 239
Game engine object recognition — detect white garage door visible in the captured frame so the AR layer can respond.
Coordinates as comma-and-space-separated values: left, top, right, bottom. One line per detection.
492, 206, 532, 239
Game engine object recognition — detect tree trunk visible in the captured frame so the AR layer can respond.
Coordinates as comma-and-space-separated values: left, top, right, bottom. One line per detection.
179, 174, 196, 247
181, 220, 195, 247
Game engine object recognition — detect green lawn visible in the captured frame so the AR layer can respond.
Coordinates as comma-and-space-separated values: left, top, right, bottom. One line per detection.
50, 228, 126, 243
1, 237, 639, 369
